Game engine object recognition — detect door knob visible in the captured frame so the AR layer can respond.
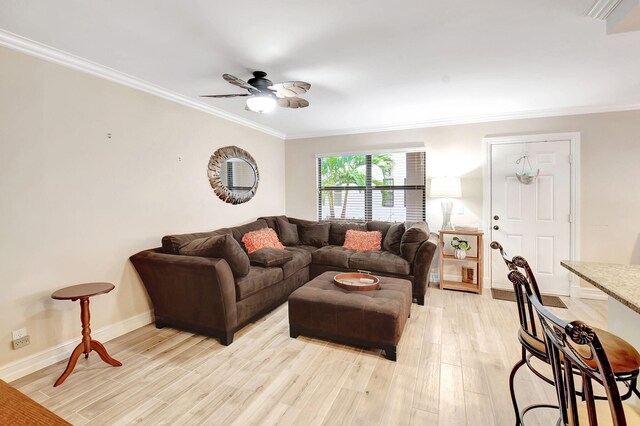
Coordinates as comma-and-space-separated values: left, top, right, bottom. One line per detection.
493, 225, 499, 230
493, 215, 499, 220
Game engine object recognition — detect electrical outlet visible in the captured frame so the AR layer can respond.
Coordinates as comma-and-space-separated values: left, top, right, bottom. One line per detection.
12, 328, 27, 340
13, 335, 30, 349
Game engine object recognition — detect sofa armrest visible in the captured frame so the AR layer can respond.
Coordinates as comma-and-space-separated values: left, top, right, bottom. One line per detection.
411, 233, 438, 301
130, 249, 237, 334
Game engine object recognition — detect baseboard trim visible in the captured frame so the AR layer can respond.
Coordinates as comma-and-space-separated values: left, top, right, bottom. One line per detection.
0, 310, 153, 383
492, 283, 606, 300
490, 283, 570, 297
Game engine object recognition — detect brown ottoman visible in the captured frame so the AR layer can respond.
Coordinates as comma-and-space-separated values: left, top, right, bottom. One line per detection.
288, 271, 412, 361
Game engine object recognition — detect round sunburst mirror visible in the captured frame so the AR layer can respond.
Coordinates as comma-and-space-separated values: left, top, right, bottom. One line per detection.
207, 146, 259, 204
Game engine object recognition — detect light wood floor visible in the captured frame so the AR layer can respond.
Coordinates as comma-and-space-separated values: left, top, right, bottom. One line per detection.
11, 285, 607, 425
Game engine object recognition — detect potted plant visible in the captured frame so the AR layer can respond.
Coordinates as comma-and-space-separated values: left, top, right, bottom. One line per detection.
451, 237, 471, 259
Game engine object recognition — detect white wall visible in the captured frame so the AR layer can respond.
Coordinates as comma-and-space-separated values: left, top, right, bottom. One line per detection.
0, 46, 285, 371
285, 110, 640, 272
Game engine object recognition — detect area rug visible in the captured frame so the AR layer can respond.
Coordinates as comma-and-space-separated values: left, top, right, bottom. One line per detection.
491, 288, 567, 309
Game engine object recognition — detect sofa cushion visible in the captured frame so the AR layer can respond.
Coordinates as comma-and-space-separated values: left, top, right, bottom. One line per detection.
258, 215, 288, 232
178, 234, 250, 278
162, 230, 220, 254
299, 222, 331, 247
400, 222, 430, 263
249, 247, 293, 267
230, 219, 268, 249
277, 217, 299, 246
312, 246, 356, 269
383, 222, 405, 255
328, 222, 366, 245
287, 217, 317, 227
242, 228, 285, 253
293, 245, 320, 254
235, 266, 284, 301
343, 230, 382, 251
349, 250, 411, 275
282, 247, 313, 278
366, 221, 392, 240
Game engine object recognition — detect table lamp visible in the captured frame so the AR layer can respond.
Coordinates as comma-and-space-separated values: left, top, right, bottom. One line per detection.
430, 177, 462, 230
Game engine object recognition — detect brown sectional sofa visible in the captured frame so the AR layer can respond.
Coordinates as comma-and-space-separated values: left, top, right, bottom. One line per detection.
130, 215, 437, 345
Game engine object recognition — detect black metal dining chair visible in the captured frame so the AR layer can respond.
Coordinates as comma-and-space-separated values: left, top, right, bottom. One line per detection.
510, 268, 640, 425
491, 241, 640, 425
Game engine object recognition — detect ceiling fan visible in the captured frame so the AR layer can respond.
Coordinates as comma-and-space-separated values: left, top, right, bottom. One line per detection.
200, 71, 311, 113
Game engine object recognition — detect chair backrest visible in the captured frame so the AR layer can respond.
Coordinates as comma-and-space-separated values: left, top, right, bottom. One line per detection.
490, 241, 544, 350
509, 269, 627, 426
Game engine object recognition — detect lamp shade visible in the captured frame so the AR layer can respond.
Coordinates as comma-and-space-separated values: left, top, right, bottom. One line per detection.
246, 96, 276, 113
429, 177, 462, 198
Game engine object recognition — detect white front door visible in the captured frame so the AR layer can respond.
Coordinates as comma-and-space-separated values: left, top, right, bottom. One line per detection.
490, 139, 572, 295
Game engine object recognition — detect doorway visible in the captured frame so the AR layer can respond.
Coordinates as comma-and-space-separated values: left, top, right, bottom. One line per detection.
484, 133, 579, 296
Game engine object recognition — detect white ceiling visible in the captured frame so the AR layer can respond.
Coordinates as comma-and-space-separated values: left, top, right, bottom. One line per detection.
1, 0, 640, 139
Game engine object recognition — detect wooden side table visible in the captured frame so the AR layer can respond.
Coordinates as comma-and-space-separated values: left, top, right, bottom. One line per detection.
51, 282, 122, 387
438, 230, 484, 294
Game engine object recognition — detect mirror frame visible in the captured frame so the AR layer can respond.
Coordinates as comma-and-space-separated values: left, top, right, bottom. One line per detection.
207, 145, 259, 204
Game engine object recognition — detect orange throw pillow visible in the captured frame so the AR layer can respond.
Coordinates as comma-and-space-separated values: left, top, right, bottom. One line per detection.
343, 230, 382, 251
242, 228, 285, 254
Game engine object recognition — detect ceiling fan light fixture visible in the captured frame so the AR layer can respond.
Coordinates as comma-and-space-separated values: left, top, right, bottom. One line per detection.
203, 71, 309, 111
246, 95, 276, 113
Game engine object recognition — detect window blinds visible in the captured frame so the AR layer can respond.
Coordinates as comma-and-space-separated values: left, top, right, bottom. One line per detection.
317, 151, 426, 222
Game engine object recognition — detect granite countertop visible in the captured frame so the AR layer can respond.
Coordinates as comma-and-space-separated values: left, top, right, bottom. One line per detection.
561, 260, 640, 314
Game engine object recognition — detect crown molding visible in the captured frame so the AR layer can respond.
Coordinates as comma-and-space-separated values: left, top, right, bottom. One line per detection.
0, 29, 285, 140
3, 29, 639, 142
585, 0, 623, 19
285, 102, 640, 140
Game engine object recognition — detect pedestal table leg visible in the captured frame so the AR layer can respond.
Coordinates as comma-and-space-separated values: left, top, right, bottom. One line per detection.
53, 296, 121, 387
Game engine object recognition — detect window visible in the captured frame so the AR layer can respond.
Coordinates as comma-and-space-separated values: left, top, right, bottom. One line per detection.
317, 151, 426, 222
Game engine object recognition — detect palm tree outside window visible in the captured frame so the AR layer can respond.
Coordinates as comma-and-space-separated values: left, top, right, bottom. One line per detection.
317, 151, 425, 222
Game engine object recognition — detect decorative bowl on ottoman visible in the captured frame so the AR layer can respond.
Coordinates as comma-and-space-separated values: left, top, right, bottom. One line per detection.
333, 272, 380, 291
288, 271, 412, 361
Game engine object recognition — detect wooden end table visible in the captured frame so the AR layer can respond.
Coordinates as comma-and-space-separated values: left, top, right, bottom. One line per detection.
438, 230, 484, 294
51, 282, 122, 387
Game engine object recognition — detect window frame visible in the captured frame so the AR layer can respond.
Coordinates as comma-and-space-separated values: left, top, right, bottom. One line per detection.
316, 151, 426, 222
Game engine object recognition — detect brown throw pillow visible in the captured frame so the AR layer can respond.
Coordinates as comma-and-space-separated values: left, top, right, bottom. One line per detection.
249, 247, 293, 267
178, 234, 250, 277
277, 217, 299, 245
400, 222, 430, 263
383, 222, 405, 254
299, 222, 330, 247
258, 215, 288, 231
161, 230, 218, 254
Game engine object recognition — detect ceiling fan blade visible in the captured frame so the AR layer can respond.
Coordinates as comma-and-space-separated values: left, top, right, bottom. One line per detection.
200, 93, 250, 98
223, 74, 253, 90
269, 81, 311, 98
277, 97, 309, 109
